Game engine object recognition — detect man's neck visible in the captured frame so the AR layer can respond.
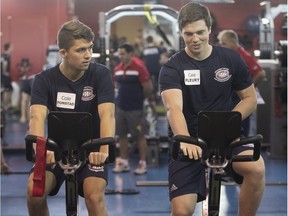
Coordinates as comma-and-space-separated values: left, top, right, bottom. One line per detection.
122, 59, 132, 69
185, 44, 212, 61
59, 63, 84, 82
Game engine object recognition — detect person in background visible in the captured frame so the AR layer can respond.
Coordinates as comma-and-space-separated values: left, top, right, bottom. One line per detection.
159, 49, 176, 65
17, 58, 34, 123
134, 29, 144, 58
141, 35, 163, 83
159, 3, 265, 216
26, 20, 115, 216
217, 29, 266, 136
141, 35, 164, 136
0, 144, 10, 174
113, 43, 153, 175
1, 42, 14, 147
1, 43, 13, 112
0, 87, 11, 174
141, 35, 163, 97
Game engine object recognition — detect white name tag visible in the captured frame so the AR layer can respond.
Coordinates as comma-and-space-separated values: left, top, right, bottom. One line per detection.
56, 92, 76, 109
184, 70, 200, 85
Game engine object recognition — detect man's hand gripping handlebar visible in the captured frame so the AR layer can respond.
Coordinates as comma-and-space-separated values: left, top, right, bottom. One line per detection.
25, 134, 116, 170
172, 134, 263, 167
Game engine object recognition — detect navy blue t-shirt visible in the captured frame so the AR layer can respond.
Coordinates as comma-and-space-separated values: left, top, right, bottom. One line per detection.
159, 46, 252, 136
31, 63, 115, 138
142, 45, 163, 77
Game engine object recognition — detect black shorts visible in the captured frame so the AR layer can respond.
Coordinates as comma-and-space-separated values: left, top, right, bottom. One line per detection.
20, 79, 33, 95
1, 75, 13, 91
30, 163, 108, 197
168, 145, 254, 202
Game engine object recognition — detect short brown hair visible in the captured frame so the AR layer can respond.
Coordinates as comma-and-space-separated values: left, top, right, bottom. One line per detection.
178, 2, 212, 32
57, 20, 94, 50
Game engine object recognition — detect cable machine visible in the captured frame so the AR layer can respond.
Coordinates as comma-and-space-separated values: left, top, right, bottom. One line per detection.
98, 4, 181, 66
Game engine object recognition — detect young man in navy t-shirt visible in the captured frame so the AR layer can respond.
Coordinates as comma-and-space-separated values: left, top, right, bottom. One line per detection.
159, 3, 265, 216
26, 20, 115, 216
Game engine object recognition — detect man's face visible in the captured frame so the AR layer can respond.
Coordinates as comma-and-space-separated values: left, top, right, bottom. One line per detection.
61, 39, 93, 71
118, 48, 132, 65
181, 20, 211, 57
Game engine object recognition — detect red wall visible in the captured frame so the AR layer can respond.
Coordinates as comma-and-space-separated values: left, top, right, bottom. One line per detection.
1, 0, 68, 81
1, 0, 286, 81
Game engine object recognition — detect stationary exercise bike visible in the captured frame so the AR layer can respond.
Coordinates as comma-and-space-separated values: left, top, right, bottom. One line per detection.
25, 111, 116, 216
173, 111, 262, 216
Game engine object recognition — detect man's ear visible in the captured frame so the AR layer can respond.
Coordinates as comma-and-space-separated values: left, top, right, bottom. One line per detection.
59, 49, 66, 58
208, 27, 212, 34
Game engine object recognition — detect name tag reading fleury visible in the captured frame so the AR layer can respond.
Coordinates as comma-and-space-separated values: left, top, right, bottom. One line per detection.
56, 92, 76, 109
184, 70, 200, 85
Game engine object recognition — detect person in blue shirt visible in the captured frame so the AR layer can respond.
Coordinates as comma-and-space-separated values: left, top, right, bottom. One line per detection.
26, 20, 115, 216
159, 3, 265, 216
113, 43, 153, 175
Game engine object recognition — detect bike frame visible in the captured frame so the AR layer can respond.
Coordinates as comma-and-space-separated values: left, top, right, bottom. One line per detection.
62, 152, 81, 216
202, 160, 226, 216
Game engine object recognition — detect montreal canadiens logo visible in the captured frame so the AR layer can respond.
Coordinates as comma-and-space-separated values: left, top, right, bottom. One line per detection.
82, 86, 95, 101
214, 68, 231, 82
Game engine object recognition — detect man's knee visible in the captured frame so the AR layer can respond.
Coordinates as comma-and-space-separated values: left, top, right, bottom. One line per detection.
171, 205, 195, 216
27, 172, 56, 204
27, 183, 46, 206
239, 156, 265, 185
250, 157, 265, 179
171, 195, 197, 216
83, 178, 106, 207
85, 191, 105, 208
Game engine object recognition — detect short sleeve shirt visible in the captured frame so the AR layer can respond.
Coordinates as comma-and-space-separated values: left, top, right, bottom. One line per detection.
159, 46, 252, 136
114, 57, 150, 111
142, 45, 163, 77
31, 63, 115, 138
237, 46, 263, 78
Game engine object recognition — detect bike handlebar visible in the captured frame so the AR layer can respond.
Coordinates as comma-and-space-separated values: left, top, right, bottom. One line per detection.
25, 134, 116, 164
173, 135, 209, 161
227, 134, 262, 162
79, 137, 116, 163
172, 134, 262, 164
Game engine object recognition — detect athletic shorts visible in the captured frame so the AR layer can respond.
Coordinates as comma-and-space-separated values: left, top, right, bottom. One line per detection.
30, 163, 108, 197
1, 75, 13, 91
168, 144, 254, 202
20, 79, 33, 95
116, 107, 148, 138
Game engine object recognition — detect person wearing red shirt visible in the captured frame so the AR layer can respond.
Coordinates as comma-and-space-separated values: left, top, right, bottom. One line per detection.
218, 29, 266, 136
113, 43, 153, 175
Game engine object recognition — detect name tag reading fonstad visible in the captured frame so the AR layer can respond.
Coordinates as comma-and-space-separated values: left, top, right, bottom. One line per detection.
56, 92, 76, 109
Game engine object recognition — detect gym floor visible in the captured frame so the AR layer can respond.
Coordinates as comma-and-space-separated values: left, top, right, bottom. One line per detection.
1, 114, 287, 216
